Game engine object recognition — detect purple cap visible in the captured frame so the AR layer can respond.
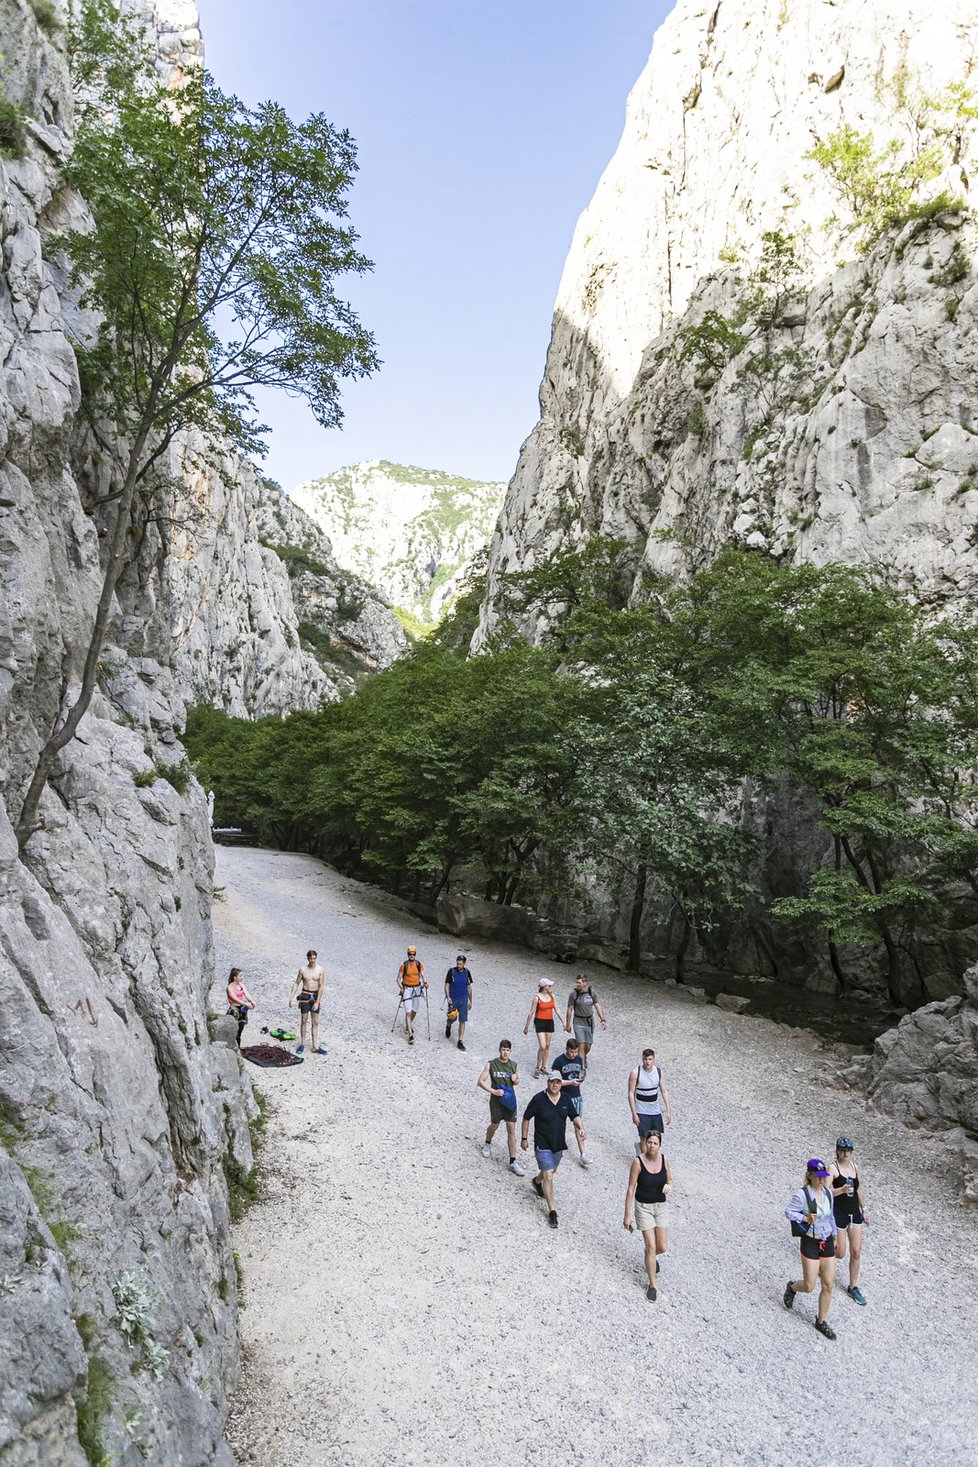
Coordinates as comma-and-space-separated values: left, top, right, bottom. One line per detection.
806, 1157, 830, 1176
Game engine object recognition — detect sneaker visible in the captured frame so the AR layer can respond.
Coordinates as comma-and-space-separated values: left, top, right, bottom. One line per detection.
548, 1210, 558, 1229
814, 1320, 837, 1340
847, 1286, 867, 1306
445, 1022, 452, 1038
407, 1033, 415, 1045
783, 1281, 795, 1310
295, 1044, 305, 1054
646, 1284, 657, 1302
578, 1154, 592, 1168
457, 1040, 466, 1051
480, 1143, 492, 1158
509, 1159, 525, 1176
532, 1178, 544, 1198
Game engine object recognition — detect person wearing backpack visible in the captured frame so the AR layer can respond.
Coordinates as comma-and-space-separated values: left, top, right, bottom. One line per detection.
565, 974, 607, 1072
476, 1040, 524, 1175
444, 954, 473, 1051
628, 1049, 673, 1153
783, 1159, 839, 1339
397, 945, 427, 1045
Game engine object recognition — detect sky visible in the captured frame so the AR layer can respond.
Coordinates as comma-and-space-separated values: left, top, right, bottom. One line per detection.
197, 1, 673, 490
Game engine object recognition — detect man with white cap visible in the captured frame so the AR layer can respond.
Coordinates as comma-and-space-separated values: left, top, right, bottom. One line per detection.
520, 1070, 584, 1229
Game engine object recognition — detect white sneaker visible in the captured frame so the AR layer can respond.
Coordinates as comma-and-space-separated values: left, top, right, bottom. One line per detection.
579, 1154, 592, 1168
508, 1159, 525, 1176
480, 1143, 492, 1158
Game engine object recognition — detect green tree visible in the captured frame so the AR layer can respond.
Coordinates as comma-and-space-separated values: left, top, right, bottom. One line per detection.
669, 551, 978, 1003
16, 0, 377, 848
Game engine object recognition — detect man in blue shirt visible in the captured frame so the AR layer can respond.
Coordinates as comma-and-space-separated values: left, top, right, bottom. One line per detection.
552, 1037, 591, 1168
444, 954, 473, 1051
521, 1072, 584, 1229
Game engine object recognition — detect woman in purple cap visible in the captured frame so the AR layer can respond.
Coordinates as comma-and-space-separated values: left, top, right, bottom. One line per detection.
783, 1158, 838, 1339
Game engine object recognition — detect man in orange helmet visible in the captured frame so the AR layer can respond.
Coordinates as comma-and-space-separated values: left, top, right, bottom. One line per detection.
397, 944, 427, 1045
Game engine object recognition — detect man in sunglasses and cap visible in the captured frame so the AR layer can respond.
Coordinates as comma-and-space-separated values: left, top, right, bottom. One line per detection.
444, 954, 473, 1051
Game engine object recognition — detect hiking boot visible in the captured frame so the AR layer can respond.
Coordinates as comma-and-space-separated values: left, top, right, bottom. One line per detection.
783, 1281, 795, 1310
548, 1210, 558, 1229
646, 1284, 657, 1302
814, 1320, 837, 1340
407, 1033, 415, 1045
532, 1178, 544, 1198
509, 1158, 525, 1176
480, 1143, 492, 1158
578, 1153, 592, 1168
457, 1040, 466, 1051
445, 1022, 452, 1038
847, 1286, 867, 1306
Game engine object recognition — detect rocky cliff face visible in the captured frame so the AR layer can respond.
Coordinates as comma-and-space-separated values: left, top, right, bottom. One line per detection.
479, 0, 978, 625
474, 0, 978, 1188
294, 460, 506, 628
0, 1, 298, 1461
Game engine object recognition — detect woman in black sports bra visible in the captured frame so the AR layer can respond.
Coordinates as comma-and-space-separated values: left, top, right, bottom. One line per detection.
831, 1137, 869, 1306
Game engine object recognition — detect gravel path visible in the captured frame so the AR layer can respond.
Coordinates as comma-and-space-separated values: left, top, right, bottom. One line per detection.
213, 847, 977, 1467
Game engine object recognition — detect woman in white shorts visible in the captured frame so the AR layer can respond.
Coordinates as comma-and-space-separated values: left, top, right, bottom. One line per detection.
623, 1129, 672, 1302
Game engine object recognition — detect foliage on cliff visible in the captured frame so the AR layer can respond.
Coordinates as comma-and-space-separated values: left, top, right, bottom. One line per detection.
187, 548, 978, 1004
16, 0, 377, 848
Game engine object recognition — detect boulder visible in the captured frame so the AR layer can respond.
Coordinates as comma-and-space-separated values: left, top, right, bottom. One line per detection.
715, 993, 750, 1014
435, 891, 539, 946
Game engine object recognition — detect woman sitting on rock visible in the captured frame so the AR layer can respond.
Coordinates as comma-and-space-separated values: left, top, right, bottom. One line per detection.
831, 1137, 868, 1305
524, 979, 563, 1077
783, 1158, 838, 1340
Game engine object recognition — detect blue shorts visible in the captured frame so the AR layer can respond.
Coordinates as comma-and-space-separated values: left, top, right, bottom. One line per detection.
449, 1000, 469, 1022
534, 1148, 563, 1173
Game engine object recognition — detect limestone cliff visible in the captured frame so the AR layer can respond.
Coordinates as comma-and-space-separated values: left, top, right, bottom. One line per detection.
294, 460, 506, 629
474, 0, 978, 1189
0, 1, 289, 1461
480, 0, 978, 624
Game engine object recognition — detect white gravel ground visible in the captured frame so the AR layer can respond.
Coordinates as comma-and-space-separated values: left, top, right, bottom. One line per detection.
213, 847, 977, 1467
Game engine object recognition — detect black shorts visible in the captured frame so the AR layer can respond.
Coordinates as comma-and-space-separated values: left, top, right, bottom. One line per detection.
534, 1019, 555, 1033
489, 1097, 518, 1124
297, 991, 318, 1013
800, 1235, 836, 1261
834, 1206, 864, 1229
637, 1113, 664, 1138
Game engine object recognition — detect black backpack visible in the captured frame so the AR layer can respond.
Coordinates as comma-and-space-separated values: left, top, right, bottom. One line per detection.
789, 1185, 817, 1237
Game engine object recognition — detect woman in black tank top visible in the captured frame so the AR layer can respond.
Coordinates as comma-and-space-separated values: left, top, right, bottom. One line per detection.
830, 1138, 869, 1306
624, 1130, 673, 1302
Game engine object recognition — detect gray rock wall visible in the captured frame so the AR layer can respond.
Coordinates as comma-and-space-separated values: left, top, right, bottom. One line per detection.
0, 1, 276, 1461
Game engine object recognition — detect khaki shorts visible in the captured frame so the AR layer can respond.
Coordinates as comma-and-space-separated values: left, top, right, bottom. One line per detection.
635, 1199, 669, 1232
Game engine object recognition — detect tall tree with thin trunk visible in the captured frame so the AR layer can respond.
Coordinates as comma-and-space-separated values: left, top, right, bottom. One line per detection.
16, 0, 378, 850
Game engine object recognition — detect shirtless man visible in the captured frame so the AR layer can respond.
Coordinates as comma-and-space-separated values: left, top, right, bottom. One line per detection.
288, 948, 327, 1055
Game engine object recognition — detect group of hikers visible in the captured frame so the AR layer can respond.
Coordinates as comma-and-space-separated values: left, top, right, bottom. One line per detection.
226, 942, 869, 1334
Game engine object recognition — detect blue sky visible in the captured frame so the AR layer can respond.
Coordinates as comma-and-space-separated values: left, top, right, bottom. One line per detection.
197, 1, 672, 489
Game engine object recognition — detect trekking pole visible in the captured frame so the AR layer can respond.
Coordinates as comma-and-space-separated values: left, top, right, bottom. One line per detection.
391, 991, 405, 1035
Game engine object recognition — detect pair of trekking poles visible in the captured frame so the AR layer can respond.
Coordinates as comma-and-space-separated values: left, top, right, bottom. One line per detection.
390, 982, 431, 1040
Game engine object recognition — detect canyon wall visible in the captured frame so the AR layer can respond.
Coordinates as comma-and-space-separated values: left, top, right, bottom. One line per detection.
0, 0, 372, 1458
